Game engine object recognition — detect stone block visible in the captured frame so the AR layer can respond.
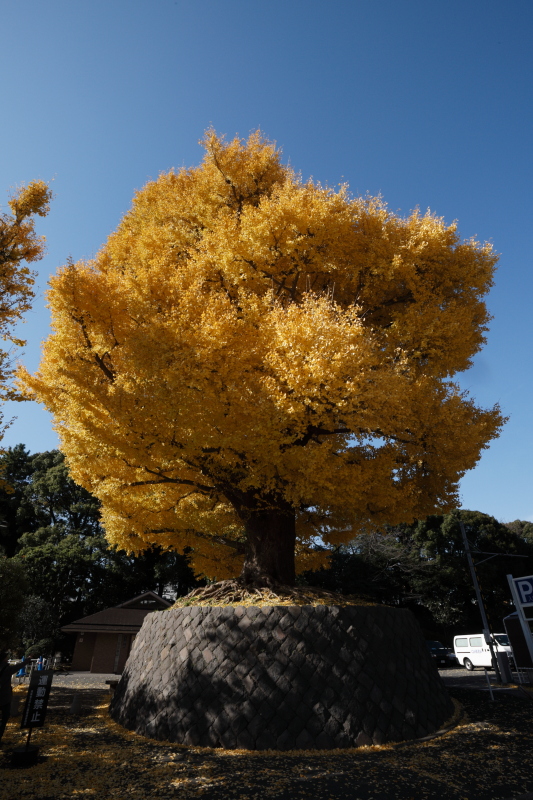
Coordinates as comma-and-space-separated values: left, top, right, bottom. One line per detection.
255, 729, 279, 751
286, 713, 306, 739
314, 730, 336, 749
278, 612, 293, 631
370, 684, 383, 705
275, 729, 294, 750
293, 613, 310, 633
235, 728, 255, 750
295, 729, 316, 750
226, 714, 248, 738
323, 673, 345, 698
211, 709, 232, 736
285, 605, 301, 619
355, 730, 373, 747
271, 626, 287, 642
257, 698, 277, 722
239, 698, 258, 721
272, 650, 290, 668
246, 714, 267, 740
305, 714, 325, 738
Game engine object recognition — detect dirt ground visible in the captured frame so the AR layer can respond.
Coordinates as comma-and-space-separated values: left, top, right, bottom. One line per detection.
1, 673, 533, 800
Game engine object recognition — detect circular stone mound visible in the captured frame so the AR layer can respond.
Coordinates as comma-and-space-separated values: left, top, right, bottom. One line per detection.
110, 605, 453, 750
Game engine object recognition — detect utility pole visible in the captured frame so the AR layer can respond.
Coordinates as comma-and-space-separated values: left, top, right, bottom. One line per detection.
459, 520, 502, 682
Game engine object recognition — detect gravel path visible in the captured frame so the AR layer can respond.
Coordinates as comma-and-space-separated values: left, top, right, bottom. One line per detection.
46, 671, 117, 689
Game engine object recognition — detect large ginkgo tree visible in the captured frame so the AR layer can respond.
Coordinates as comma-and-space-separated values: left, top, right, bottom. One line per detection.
20, 132, 503, 586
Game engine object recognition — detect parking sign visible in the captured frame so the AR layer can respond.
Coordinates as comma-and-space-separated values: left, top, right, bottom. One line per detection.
514, 576, 533, 606
508, 573, 533, 666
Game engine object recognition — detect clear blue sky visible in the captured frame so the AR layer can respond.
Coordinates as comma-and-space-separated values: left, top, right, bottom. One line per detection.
1, 0, 531, 522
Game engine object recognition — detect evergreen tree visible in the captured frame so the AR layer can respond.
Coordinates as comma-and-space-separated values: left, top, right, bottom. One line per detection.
0, 447, 200, 651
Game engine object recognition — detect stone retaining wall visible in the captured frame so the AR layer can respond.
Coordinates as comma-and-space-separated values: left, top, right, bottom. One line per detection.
109, 604, 453, 750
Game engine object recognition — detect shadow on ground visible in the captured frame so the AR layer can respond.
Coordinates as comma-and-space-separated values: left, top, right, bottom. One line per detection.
1, 685, 533, 799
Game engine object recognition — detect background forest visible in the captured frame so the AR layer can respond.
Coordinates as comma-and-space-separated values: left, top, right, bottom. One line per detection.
1, 444, 532, 658
0, 446, 201, 656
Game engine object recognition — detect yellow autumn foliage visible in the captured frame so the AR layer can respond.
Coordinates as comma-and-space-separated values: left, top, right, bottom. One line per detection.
18, 132, 503, 581
0, 180, 51, 445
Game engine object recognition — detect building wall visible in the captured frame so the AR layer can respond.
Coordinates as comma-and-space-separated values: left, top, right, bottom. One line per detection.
91, 633, 120, 673
117, 634, 135, 673
71, 632, 96, 670
70, 631, 137, 673
90, 633, 136, 673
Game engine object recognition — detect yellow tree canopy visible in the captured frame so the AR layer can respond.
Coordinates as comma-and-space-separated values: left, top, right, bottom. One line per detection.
0, 181, 51, 437
19, 132, 503, 586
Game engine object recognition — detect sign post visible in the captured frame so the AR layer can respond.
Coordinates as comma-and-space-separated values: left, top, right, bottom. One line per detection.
11, 669, 54, 768
507, 574, 533, 665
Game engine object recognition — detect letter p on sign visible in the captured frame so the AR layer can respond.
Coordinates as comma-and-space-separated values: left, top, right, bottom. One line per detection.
516, 578, 533, 605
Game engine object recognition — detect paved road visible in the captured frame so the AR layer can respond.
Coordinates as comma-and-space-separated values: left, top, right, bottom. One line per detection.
15, 667, 532, 708
17, 667, 530, 692
57, 668, 510, 691
439, 666, 532, 698
439, 666, 498, 689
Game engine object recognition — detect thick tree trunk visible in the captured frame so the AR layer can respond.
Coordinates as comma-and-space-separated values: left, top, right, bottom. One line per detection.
239, 508, 296, 587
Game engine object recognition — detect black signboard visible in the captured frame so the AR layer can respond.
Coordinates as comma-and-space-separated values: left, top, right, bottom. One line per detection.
21, 669, 53, 729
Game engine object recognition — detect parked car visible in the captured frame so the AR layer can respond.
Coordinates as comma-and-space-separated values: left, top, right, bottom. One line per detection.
425, 640, 459, 669
453, 633, 513, 670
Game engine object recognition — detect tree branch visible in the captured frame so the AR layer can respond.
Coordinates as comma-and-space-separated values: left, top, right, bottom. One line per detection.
71, 313, 116, 383
127, 475, 214, 493
149, 527, 246, 554
286, 426, 352, 449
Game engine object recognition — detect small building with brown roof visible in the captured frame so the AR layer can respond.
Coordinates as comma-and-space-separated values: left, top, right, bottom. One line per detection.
62, 591, 172, 673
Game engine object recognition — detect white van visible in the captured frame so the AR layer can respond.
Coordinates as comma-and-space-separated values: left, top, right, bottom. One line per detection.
453, 633, 513, 670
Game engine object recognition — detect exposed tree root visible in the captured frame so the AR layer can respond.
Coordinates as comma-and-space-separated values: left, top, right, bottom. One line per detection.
171, 579, 377, 608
